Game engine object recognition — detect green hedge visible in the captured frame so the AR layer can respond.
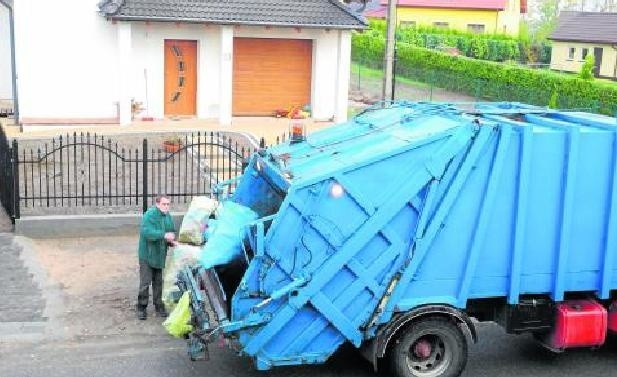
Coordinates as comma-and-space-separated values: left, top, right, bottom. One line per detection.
369, 20, 551, 64
352, 32, 617, 115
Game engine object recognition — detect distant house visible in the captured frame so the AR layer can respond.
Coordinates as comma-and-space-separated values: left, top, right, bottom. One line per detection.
549, 12, 617, 80
368, 0, 525, 36
3, 0, 366, 127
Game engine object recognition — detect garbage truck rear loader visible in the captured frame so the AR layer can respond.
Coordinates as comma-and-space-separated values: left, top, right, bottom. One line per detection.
180, 102, 617, 377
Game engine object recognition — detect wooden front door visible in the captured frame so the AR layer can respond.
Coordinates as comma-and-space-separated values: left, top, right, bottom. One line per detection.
164, 40, 197, 116
233, 38, 312, 116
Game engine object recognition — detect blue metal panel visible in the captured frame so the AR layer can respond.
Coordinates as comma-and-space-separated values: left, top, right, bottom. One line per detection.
601, 132, 617, 298
509, 125, 532, 304
457, 125, 512, 307
553, 126, 580, 301
376, 125, 493, 324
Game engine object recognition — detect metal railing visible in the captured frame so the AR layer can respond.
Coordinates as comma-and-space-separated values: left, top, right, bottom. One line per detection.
0, 130, 257, 221
0, 126, 17, 220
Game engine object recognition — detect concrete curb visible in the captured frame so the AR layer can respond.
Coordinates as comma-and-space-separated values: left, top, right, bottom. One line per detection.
15, 213, 185, 238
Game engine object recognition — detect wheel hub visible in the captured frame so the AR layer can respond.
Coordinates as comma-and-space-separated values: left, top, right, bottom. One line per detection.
413, 339, 432, 359
407, 335, 449, 376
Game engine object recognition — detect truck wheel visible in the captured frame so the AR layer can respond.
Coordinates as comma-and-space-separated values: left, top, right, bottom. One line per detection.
390, 317, 468, 377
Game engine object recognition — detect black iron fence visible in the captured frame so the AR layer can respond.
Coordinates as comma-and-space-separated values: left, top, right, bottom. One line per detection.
0, 130, 257, 221
0, 126, 17, 220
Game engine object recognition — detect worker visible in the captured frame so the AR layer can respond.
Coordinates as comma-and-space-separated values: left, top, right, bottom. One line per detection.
136, 195, 176, 320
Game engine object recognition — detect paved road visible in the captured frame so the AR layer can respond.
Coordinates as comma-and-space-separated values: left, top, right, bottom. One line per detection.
2, 222, 617, 377
2, 322, 617, 377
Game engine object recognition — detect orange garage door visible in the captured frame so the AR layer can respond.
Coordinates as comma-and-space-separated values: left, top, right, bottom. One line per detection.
233, 38, 312, 116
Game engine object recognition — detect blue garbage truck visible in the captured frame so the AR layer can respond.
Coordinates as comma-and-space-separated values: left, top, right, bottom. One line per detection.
178, 102, 617, 377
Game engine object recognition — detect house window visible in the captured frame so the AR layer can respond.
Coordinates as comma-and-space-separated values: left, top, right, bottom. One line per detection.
581, 48, 590, 60
400, 21, 416, 28
467, 24, 486, 34
568, 47, 576, 60
433, 22, 449, 30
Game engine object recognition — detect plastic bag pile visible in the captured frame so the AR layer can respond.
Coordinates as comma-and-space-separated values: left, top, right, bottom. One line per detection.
162, 244, 202, 310
163, 198, 257, 313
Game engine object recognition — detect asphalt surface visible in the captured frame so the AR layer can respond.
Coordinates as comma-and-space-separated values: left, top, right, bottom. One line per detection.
2, 321, 617, 377
2, 224, 617, 377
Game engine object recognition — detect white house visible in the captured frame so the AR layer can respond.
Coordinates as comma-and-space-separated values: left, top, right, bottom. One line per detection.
8, 0, 366, 127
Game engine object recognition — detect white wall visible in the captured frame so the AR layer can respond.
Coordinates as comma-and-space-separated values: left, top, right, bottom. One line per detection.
14, 0, 119, 119
13, 0, 352, 123
0, 5, 13, 100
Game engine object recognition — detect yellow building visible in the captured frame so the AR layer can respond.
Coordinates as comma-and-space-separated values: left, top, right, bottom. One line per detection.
371, 0, 524, 36
549, 12, 617, 80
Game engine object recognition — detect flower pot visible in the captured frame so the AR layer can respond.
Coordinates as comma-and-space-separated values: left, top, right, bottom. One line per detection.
163, 141, 182, 154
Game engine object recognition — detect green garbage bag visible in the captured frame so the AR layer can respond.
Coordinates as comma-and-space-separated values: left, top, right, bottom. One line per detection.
163, 291, 193, 338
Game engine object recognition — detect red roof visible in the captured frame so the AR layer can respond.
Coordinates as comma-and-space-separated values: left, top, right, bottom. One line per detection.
380, 0, 507, 11
364, 6, 387, 18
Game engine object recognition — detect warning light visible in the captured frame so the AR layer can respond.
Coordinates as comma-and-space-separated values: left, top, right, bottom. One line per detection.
289, 120, 306, 144
330, 183, 344, 198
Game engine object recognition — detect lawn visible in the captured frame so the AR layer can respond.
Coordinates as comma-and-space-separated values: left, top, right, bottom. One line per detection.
349, 62, 475, 104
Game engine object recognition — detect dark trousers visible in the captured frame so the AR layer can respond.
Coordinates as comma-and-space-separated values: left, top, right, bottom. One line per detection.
137, 259, 164, 309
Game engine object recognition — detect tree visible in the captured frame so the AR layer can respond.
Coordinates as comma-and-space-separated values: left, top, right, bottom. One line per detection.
579, 53, 595, 81
534, 0, 560, 42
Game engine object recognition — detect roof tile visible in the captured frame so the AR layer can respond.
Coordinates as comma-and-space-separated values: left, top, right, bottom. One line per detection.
99, 0, 366, 29
550, 11, 617, 44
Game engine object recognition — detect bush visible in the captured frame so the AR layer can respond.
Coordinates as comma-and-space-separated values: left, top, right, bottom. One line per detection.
371, 20, 550, 64
352, 32, 617, 115
579, 54, 595, 81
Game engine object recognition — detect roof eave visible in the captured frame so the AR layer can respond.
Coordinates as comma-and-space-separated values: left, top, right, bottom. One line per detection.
326, 0, 369, 27
549, 37, 617, 45
109, 15, 367, 30
397, 5, 505, 11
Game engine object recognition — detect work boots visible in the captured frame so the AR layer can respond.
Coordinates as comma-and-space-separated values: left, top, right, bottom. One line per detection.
137, 306, 147, 320
155, 306, 168, 318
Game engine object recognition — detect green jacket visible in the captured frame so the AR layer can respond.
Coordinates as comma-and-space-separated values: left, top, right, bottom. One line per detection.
138, 206, 175, 269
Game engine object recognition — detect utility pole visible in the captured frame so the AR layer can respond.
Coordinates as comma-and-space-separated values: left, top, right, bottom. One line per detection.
382, 0, 398, 105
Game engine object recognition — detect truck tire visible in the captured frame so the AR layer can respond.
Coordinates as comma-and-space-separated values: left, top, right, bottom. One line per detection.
390, 317, 468, 377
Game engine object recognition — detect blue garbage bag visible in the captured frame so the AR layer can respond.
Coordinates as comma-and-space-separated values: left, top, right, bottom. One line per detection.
203, 219, 219, 242
198, 201, 257, 268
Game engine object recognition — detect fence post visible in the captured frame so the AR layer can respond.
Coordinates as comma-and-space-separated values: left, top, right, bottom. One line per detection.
142, 138, 148, 213
12, 139, 19, 220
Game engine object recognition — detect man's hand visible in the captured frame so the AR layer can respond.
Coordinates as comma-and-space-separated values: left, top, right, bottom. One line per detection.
164, 232, 176, 242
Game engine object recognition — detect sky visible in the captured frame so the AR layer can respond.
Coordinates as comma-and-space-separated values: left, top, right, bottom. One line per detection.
527, 0, 614, 14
